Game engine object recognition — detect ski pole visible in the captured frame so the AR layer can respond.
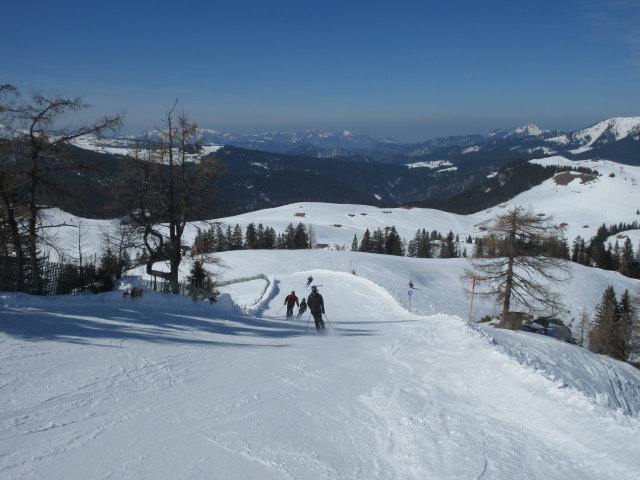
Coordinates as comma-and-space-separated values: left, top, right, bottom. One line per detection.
305, 312, 312, 333
323, 313, 330, 324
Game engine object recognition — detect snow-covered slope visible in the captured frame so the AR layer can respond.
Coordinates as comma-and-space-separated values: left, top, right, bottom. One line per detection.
174, 156, 640, 251
68, 134, 223, 159
488, 123, 547, 139
547, 117, 640, 154
39, 153, 640, 270
4, 151, 640, 478
1, 249, 639, 479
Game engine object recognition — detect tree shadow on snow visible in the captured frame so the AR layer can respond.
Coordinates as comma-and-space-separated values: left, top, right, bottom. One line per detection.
0, 301, 382, 346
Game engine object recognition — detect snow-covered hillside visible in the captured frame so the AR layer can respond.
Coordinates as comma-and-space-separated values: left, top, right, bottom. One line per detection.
547, 117, 640, 154
158, 156, 636, 250
3, 156, 640, 479
38, 155, 640, 322
2, 248, 640, 479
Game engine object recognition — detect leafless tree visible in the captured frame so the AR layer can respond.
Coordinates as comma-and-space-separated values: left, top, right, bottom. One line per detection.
120, 104, 223, 294
463, 206, 572, 329
573, 306, 590, 347
0, 86, 122, 292
0, 85, 26, 266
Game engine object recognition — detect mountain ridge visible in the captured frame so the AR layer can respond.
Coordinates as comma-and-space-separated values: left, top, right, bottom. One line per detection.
62, 116, 640, 165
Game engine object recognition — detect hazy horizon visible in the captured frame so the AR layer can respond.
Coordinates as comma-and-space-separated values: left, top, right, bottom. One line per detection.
2, 1, 640, 143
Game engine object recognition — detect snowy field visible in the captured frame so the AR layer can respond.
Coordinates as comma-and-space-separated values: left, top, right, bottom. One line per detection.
42, 157, 640, 262
2, 248, 640, 479
2, 156, 640, 478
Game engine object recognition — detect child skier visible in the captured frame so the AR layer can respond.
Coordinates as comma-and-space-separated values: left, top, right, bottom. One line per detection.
297, 298, 307, 318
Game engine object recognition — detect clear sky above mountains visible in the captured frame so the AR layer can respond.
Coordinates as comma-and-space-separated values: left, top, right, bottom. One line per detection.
2, 0, 639, 142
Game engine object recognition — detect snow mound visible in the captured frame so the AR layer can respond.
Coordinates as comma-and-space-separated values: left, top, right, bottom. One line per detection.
472, 323, 640, 416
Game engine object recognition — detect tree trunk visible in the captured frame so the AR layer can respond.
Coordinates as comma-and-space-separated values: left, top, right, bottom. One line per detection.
499, 214, 517, 328
28, 148, 40, 293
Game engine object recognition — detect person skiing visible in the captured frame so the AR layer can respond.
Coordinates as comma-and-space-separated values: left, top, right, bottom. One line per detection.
297, 298, 307, 318
284, 291, 299, 317
306, 275, 313, 286
409, 280, 414, 289
307, 285, 325, 331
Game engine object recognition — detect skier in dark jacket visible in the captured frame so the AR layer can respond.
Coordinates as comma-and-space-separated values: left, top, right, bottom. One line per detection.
306, 275, 313, 286
284, 291, 299, 317
297, 298, 307, 318
307, 285, 325, 331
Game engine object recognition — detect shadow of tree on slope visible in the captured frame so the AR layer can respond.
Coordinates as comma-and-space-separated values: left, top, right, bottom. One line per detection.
1, 302, 378, 346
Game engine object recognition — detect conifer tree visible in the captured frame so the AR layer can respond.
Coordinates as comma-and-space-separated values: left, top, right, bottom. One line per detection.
384, 226, 403, 256
224, 225, 233, 251
187, 259, 218, 301
351, 234, 358, 252
245, 223, 258, 249
284, 223, 295, 249
256, 223, 265, 248
589, 286, 623, 359
231, 224, 244, 250
618, 289, 634, 360
359, 229, 372, 253
440, 231, 458, 258
407, 230, 418, 257
293, 223, 309, 249
308, 225, 316, 249
618, 238, 636, 278
571, 236, 589, 265
371, 228, 385, 254
408, 229, 431, 258
262, 226, 276, 249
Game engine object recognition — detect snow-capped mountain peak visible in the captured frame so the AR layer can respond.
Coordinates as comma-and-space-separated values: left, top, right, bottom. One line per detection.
514, 124, 545, 136
488, 124, 547, 139
547, 116, 640, 154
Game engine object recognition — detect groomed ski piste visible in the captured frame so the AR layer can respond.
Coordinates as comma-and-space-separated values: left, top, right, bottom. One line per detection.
2, 248, 640, 479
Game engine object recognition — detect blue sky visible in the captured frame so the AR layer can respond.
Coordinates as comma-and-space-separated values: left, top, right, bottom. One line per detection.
2, 0, 640, 142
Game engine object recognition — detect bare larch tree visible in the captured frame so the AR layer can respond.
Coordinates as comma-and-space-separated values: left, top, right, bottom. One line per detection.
1, 85, 121, 292
464, 206, 572, 329
121, 104, 223, 294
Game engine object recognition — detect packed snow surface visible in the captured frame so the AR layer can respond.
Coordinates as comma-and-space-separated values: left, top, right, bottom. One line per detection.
2, 248, 640, 479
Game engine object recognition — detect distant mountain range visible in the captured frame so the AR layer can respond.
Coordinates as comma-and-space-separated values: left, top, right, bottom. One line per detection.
3, 116, 640, 219
71, 116, 640, 166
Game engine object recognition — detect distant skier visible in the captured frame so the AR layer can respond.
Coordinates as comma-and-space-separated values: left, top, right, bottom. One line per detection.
307, 285, 325, 331
297, 298, 307, 318
284, 291, 299, 317
409, 280, 414, 289
306, 275, 313, 286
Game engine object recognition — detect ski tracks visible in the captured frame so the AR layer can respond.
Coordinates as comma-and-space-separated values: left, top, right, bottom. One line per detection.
0, 339, 196, 477
359, 316, 640, 480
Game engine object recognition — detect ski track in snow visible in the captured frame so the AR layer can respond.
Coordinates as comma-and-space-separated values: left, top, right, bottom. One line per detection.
1, 251, 640, 479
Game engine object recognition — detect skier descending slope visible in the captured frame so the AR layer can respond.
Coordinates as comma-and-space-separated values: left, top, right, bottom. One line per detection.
307, 285, 325, 332
297, 298, 307, 318
284, 291, 299, 318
